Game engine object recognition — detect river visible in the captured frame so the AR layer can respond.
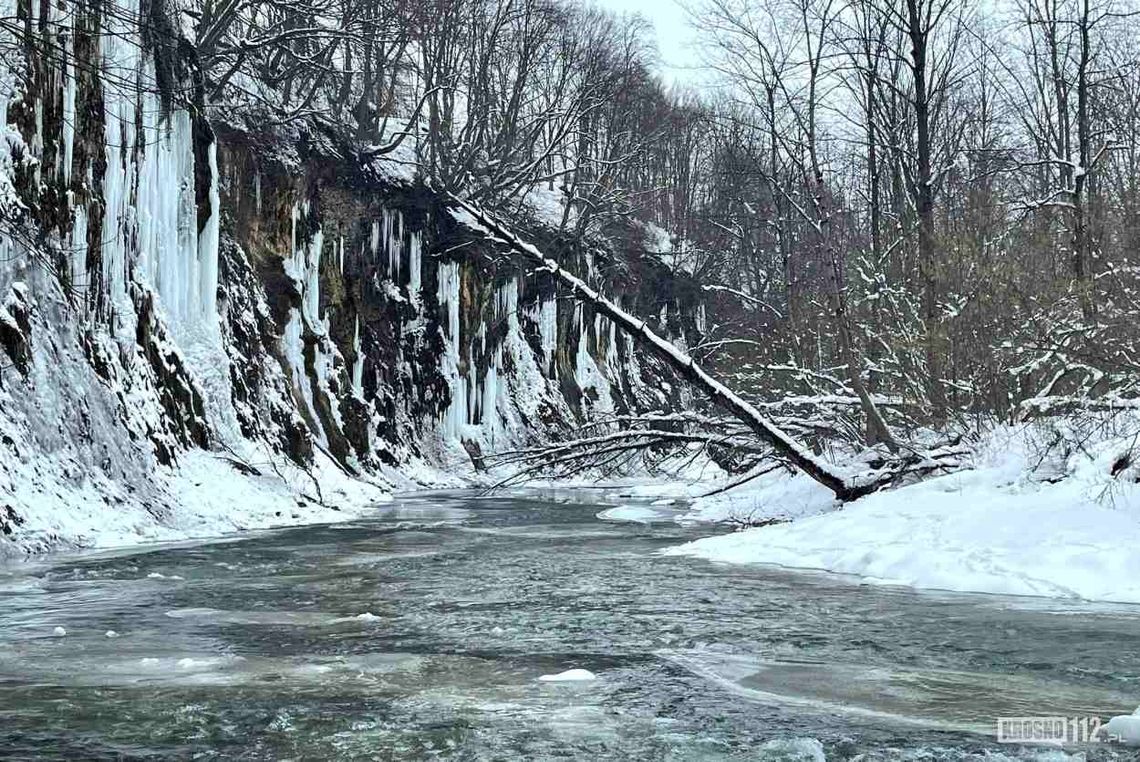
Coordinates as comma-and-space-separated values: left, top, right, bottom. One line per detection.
1, 491, 1138, 760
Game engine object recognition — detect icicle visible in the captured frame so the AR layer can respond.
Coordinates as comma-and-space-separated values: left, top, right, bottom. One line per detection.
383, 208, 402, 281
197, 140, 220, 321
436, 261, 466, 441
467, 342, 478, 422
575, 304, 590, 383
290, 204, 300, 261
97, 0, 141, 313
573, 302, 615, 413
504, 278, 518, 331
32, 99, 43, 189
133, 102, 200, 327
396, 212, 404, 281
61, 15, 76, 187
352, 315, 364, 398
306, 227, 323, 321
539, 298, 557, 376
282, 307, 327, 447
70, 204, 87, 296
607, 312, 617, 370
483, 360, 498, 445
408, 231, 422, 296
453, 374, 469, 435
445, 265, 460, 348
284, 202, 323, 326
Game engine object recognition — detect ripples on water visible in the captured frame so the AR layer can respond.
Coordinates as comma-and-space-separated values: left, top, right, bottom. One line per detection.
0, 492, 1138, 760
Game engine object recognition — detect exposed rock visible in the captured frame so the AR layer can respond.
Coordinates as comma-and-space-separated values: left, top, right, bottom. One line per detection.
0, 283, 32, 376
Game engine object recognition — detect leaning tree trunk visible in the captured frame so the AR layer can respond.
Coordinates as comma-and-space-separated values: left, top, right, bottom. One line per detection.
825, 254, 898, 452
447, 194, 916, 502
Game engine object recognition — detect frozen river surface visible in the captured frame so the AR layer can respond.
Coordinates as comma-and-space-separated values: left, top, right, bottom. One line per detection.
1, 491, 1139, 760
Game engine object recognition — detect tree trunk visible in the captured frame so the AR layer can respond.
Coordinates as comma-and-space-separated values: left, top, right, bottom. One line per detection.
448, 194, 901, 502
906, 0, 947, 425
1073, 0, 1095, 319
826, 254, 898, 451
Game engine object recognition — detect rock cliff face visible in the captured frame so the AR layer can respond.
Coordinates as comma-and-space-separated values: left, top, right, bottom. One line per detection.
0, 0, 701, 552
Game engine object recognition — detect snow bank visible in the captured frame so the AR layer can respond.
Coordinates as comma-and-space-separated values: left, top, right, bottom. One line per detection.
666, 425, 1140, 604
3, 443, 389, 554
677, 469, 836, 525
1104, 707, 1140, 746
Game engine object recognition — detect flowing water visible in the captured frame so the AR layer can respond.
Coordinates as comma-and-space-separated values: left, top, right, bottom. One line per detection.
1, 491, 1139, 760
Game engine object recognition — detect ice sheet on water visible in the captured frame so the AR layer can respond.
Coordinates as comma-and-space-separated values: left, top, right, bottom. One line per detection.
660, 650, 1139, 736
596, 505, 665, 524
33, 650, 426, 691
757, 737, 825, 762
538, 668, 596, 682
371, 504, 473, 521
164, 608, 344, 626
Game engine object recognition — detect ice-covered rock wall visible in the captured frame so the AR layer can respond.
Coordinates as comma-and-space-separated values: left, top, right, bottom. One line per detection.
211, 115, 698, 474
0, 0, 248, 549
0, 0, 700, 553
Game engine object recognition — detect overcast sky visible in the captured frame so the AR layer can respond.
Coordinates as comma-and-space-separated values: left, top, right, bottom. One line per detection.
592, 0, 704, 87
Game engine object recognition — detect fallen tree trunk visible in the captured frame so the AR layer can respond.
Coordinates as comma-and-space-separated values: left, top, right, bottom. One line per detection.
447, 195, 915, 502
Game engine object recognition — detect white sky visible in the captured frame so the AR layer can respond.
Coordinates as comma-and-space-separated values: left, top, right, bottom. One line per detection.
590, 0, 705, 87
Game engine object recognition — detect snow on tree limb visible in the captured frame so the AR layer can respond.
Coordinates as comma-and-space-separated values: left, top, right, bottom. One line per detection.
445, 193, 903, 501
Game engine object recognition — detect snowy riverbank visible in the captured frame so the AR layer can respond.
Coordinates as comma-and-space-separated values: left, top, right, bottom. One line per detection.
663, 422, 1140, 604
13, 408, 1140, 612
0, 447, 397, 555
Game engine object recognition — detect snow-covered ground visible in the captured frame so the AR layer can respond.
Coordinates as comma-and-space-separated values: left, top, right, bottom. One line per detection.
1, 444, 394, 554
1105, 706, 1140, 745
666, 423, 1140, 604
